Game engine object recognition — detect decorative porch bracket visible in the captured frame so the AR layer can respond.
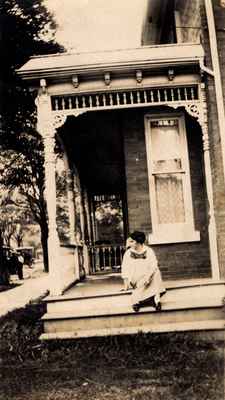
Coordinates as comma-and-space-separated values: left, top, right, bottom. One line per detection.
53, 110, 86, 130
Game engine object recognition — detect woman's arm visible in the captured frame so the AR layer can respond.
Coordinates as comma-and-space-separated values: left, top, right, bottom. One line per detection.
143, 248, 158, 286
121, 250, 132, 290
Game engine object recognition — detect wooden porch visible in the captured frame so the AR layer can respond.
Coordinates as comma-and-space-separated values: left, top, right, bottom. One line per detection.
40, 276, 225, 340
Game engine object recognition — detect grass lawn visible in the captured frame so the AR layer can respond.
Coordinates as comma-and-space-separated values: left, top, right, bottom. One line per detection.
0, 302, 224, 400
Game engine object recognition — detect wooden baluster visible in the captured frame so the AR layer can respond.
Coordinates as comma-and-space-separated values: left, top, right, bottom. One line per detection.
117, 246, 120, 267
157, 89, 161, 102
96, 95, 100, 107
177, 88, 181, 101
103, 94, 106, 106
130, 92, 134, 104
114, 246, 117, 268
109, 93, 113, 106
103, 247, 106, 270
184, 87, 188, 100
116, 93, 120, 105
112, 246, 115, 268
62, 97, 66, 109
109, 246, 112, 268
107, 247, 109, 269
123, 93, 127, 105
120, 246, 124, 266
91, 247, 94, 274
144, 90, 147, 103
55, 98, 59, 111
82, 96, 86, 108
96, 247, 100, 271
89, 96, 93, 108
75, 97, 79, 109
171, 88, 174, 101
191, 87, 195, 100
68, 97, 72, 109
164, 89, 168, 102
92, 247, 95, 273
98, 247, 101, 272
150, 90, 154, 102
137, 91, 141, 103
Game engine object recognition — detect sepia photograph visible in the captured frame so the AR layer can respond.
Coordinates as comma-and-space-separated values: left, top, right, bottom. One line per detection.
0, 0, 225, 399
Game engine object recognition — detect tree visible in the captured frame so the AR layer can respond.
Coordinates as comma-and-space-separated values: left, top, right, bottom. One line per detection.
0, 140, 49, 271
0, 189, 27, 246
0, 0, 63, 137
0, 189, 28, 285
0, 0, 64, 272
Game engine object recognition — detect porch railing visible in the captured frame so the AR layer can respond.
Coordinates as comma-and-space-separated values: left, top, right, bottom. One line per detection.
88, 244, 126, 274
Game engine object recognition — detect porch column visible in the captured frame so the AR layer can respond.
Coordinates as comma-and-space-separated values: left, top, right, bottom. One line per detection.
83, 188, 92, 245
72, 169, 89, 275
63, 155, 76, 244
200, 83, 220, 280
36, 81, 63, 295
82, 188, 92, 274
73, 169, 84, 244
67, 171, 76, 244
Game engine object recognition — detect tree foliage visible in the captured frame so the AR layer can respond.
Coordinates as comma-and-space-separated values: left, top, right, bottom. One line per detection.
0, 187, 30, 246
0, 0, 64, 272
0, 0, 63, 137
0, 134, 50, 270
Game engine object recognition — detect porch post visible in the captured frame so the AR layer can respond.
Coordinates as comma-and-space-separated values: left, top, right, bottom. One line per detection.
63, 156, 76, 244
83, 188, 92, 245
67, 171, 76, 244
36, 81, 63, 295
200, 83, 220, 280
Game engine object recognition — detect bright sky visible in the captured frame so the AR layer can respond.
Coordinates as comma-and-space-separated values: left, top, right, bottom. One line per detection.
45, 0, 147, 52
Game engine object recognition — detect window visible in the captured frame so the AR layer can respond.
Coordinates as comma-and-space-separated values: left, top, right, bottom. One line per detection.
144, 114, 200, 244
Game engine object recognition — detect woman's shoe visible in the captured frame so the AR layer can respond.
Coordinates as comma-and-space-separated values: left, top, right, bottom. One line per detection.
155, 301, 161, 312
132, 304, 140, 312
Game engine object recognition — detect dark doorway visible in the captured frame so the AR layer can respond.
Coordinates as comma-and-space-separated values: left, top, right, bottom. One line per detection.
59, 110, 128, 270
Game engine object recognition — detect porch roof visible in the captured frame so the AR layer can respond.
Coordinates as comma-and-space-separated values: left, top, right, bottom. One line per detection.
17, 43, 204, 81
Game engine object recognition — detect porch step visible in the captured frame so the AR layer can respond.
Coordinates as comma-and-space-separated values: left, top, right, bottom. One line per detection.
40, 319, 225, 340
41, 300, 224, 337
44, 280, 225, 314
41, 280, 225, 340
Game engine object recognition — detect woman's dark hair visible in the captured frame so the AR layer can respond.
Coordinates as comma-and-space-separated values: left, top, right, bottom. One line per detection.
129, 231, 146, 244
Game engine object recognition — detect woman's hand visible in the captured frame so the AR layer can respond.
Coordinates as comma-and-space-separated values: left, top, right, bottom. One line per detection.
144, 278, 152, 288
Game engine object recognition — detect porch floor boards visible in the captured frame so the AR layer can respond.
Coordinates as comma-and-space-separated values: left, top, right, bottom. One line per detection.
40, 275, 225, 340
49, 274, 224, 300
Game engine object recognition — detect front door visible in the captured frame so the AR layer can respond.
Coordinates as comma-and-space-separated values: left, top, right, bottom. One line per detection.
88, 193, 127, 273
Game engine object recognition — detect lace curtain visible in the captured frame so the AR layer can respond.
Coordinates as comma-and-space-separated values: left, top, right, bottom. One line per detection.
151, 120, 185, 224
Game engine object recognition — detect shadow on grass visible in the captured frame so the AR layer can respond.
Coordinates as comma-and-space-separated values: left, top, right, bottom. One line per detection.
0, 301, 224, 400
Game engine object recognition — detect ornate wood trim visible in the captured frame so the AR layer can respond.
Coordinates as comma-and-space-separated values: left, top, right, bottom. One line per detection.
51, 85, 199, 113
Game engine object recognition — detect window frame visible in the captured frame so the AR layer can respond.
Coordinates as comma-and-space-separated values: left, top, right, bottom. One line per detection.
144, 112, 200, 245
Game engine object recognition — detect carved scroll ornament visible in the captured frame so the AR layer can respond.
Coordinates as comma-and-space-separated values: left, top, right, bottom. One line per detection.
52, 110, 87, 129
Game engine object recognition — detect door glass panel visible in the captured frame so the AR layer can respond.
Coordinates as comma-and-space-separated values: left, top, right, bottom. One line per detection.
93, 194, 124, 245
151, 119, 182, 165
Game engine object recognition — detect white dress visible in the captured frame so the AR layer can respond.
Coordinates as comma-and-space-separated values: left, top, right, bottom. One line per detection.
121, 245, 165, 305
